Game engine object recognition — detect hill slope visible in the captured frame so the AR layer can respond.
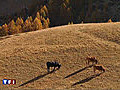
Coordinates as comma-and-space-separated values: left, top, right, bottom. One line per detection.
0, 23, 120, 89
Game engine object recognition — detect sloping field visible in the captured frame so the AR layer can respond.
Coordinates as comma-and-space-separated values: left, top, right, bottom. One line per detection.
0, 22, 120, 89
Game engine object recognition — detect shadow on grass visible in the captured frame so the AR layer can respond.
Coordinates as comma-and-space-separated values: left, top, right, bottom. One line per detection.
72, 72, 104, 86
64, 65, 93, 79
19, 68, 60, 87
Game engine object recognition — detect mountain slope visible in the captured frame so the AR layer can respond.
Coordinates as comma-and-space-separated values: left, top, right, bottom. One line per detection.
0, 22, 120, 89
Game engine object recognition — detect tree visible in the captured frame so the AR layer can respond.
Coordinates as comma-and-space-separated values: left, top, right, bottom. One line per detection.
16, 17, 24, 26
23, 18, 33, 32
8, 20, 19, 34
0, 25, 7, 36
0, 26, 3, 36
40, 9, 46, 18
16, 25, 22, 33
27, 16, 33, 23
40, 5, 48, 18
0, 26, 2, 30
43, 5, 48, 16
20, 18, 24, 25
16, 17, 24, 33
108, 19, 112, 23
33, 17, 42, 30
2, 23, 8, 35
43, 18, 49, 28
36, 12, 41, 19
46, 18, 50, 26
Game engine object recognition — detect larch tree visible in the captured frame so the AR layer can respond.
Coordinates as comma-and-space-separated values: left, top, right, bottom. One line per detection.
16, 17, 24, 33
40, 8, 46, 18
2, 23, 8, 35
40, 5, 48, 18
46, 18, 50, 26
27, 16, 33, 23
36, 12, 41, 20
8, 20, 19, 34
23, 18, 32, 32
16, 17, 24, 26
43, 17, 49, 29
33, 17, 42, 30
0, 24, 7, 36
43, 5, 48, 16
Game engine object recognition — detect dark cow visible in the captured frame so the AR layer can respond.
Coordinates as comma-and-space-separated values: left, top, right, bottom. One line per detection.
46, 61, 61, 72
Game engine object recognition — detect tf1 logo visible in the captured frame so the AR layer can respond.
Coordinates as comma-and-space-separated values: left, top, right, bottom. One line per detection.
2, 79, 16, 85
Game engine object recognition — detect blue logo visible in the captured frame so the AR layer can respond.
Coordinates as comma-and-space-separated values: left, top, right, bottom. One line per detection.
2, 79, 16, 85
3, 79, 8, 85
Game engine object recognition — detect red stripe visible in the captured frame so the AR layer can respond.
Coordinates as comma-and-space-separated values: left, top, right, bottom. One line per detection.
9, 79, 16, 84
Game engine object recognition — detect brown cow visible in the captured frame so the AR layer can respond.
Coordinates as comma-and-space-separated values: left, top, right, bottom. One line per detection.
86, 56, 98, 65
93, 64, 105, 73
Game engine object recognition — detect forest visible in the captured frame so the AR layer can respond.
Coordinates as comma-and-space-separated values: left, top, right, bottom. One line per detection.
0, 0, 119, 36
46, 0, 120, 26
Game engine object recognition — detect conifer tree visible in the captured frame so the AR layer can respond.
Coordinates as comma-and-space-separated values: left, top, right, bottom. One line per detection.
27, 16, 33, 23
0, 25, 7, 36
23, 18, 32, 32
43, 18, 49, 29
16, 17, 24, 33
0, 26, 3, 36
36, 12, 41, 19
2, 23, 8, 35
0, 26, 2, 30
40, 9, 46, 18
33, 17, 42, 30
20, 18, 24, 25
16, 25, 22, 33
8, 20, 19, 34
40, 16, 43, 21
43, 5, 48, 16
16, 17, 21, 25
108, 19, 112, 23
40, 5, 48, 18
16, 17, 24, 26
46, 18, 50, 26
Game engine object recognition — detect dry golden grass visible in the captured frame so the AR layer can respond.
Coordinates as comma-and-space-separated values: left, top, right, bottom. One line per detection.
0, 22, 120, 89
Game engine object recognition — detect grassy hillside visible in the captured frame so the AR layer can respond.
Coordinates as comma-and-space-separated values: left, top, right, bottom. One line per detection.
0, 22, 120, 89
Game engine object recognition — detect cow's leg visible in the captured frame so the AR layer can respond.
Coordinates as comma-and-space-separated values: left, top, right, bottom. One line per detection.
53, 66, 55, 71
